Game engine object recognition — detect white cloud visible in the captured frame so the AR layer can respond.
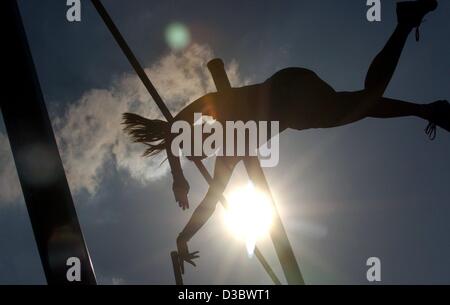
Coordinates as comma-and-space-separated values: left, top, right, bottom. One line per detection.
0, 44, 245, 204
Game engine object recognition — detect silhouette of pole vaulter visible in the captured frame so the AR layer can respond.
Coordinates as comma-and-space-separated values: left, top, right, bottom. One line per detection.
123, 0, 448, 278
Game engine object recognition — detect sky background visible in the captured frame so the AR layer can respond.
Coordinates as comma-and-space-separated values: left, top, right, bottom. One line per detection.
0, 0, 449, 284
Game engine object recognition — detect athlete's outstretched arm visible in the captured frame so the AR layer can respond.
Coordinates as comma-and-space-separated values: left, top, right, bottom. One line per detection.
167, 142, 190, 210
176, 156, 239, 271
168, 93, 222, 210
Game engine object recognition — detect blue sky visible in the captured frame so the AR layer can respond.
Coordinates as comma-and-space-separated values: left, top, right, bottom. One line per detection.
0, 0, 449, 284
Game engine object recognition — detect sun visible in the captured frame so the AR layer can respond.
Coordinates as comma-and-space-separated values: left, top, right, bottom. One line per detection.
224, 182, 274, 256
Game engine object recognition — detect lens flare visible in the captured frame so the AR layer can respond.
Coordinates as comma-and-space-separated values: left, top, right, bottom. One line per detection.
165, 22, 190, 51
224, 182, 274, 257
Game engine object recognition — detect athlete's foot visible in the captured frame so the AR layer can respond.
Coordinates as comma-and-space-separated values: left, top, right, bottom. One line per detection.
424, 100, 450, 140
397, 0, 438, 41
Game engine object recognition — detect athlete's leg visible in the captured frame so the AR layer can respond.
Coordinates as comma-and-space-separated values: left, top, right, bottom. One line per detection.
367, 97, 450, 138
310, 91, 428, 128
364, 25, 412, 97
310, 1, 441, 129
367, 97, 429, 119
310, 91, 449, 138
284, 1, 445, 133
365, 0, 438, 98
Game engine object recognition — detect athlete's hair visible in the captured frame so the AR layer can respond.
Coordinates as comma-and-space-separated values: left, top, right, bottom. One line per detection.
122, 112, 169, 157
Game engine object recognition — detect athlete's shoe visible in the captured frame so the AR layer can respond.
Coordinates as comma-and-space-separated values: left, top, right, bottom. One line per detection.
425, 100, 450, 140
397, 0, 438, 41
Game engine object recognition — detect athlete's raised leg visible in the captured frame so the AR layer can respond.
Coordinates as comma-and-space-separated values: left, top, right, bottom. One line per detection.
313, 1, 448, 133
364, 0, 438, 98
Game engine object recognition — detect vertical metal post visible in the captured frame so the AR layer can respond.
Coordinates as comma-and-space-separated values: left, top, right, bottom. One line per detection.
207, 58, 304, 285
1, 0, 96, 284
243, 157, 305, 285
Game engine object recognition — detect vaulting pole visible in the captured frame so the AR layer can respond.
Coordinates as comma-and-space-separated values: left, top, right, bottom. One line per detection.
90, 0, 282, 284
1, 0, 96, 284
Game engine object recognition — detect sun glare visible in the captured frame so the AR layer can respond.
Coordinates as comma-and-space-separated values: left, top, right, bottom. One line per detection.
224, 183, 274, 257
165, 22, 190, 51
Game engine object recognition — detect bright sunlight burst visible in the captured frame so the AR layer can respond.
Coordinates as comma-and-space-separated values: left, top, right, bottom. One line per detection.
224, 182, 274, 257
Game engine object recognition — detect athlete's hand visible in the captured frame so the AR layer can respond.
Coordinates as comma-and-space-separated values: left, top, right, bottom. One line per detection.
176, 235, 200, 274
173, 177, 190, 210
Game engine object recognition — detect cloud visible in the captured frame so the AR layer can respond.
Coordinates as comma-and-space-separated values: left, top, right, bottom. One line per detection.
0, 44, 245, 204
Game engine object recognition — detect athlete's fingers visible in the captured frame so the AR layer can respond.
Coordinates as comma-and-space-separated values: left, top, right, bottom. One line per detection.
186, 259, 197, 267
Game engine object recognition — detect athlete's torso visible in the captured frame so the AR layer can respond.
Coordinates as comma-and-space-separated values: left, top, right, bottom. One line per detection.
214, 67, 335, 130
